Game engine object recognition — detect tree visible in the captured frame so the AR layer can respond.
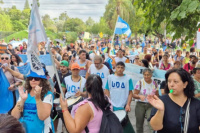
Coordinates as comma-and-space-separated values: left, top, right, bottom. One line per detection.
24, 0, 30, 9
21, 9, 31, 27
64, 18, 86, 33
135, 0, 200, 40
103, 0, 134, 30
8, 8, 22, 20
0, 13, 12, 31
0, 0, 4, 4
12, 20, 26, 31
59, 12, 69, 21
85, 17, 95, 32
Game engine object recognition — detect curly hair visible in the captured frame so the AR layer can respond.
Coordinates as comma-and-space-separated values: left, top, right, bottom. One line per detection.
24, 78, 51, 100
10, 54, 22, 66
164, 68, 195, 98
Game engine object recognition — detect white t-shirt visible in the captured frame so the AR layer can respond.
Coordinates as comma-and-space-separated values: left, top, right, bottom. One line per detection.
134, 78, 158, 103
63, 76, 86, 98
114, 57, 128, 64
105, 74, 134, 108
88, 64, 110, 89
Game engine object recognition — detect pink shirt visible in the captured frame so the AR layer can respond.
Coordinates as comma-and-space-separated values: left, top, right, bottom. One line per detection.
71, 99, 103, 133
160, 63, 171, 70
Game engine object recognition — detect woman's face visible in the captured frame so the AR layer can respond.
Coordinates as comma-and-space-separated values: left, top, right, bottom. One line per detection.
174, 63, 181, 69
163, 56, 168, 62
167, 72, 188, 96
194, 69, 200, 78
29, 78, 41, 88
143, 71, 152, 82
63, 55, 69, 61
11, 56, 16, 62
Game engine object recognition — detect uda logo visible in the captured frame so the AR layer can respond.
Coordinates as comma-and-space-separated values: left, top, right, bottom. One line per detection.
112, 81, 125, 89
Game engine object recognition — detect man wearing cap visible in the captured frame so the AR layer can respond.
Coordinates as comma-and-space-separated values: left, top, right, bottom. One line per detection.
183, 55, 198, 74
52, 60, 71, 132
112, 48, 130, 69
62, 63, 87, 98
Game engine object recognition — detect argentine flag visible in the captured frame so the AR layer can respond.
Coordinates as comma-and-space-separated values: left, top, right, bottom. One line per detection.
115, 16, 131, 37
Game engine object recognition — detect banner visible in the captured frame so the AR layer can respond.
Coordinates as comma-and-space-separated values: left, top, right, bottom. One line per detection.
197, 29, 200, 49
27, 0, 47, 76
18, 54, 52, 66
115, 16, 132, 37
0, 68, 13, 113
0, 44, 7, 54
125, 63, 166, 87
17, 63, 31, 75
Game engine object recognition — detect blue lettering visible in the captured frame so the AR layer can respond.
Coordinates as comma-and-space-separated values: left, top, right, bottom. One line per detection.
116, 82, 120, 88
121, 82, 125, 88
112, 81, 115, 87
97, 73, 100, 76
71, 85, 76, 93
101, 73, 105, 78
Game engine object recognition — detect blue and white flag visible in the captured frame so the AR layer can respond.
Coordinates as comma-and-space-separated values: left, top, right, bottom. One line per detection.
0, 68, 13, 113
27, 0, 47, 76
115, 16, 132, 37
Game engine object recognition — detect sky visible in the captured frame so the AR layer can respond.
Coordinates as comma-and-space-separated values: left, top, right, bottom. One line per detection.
1, 0, 109, 22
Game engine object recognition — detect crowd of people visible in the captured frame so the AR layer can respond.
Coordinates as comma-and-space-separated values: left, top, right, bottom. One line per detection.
0, 36, 200, 133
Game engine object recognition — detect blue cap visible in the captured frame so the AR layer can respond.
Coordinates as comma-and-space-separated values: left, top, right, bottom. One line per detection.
27, 70, 47, 79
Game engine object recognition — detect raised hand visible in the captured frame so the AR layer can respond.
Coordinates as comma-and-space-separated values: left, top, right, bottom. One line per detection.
18, 86, 28, 102
147, 95, 164, 111
60, 95, 68, 110
34, 85, 42, 100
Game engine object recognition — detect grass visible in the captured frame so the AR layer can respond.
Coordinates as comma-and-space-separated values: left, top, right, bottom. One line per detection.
3, 30, 28, 42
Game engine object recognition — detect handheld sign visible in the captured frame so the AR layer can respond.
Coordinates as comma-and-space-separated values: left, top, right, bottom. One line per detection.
0, 44, 7, 54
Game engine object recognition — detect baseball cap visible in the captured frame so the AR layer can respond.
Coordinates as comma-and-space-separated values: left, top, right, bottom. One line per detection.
60, 60, 69, 67
71, 63, 80, 70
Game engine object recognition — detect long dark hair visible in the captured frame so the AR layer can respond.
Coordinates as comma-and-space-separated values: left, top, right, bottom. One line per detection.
10, 54, 22, 66
24, 78, 51, 100
165, 68, 195, 98
86, 74, 109, 110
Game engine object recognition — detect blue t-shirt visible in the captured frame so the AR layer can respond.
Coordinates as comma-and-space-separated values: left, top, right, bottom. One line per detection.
19, 91, 54, 133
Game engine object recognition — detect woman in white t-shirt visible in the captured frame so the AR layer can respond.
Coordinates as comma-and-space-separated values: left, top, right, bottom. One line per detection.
133, 69, 159, 133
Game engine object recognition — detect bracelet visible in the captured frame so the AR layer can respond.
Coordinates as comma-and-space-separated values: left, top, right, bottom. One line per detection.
62, 109, 68, 113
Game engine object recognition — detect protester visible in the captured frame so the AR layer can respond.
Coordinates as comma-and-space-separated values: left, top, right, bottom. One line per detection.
148, 68, 200, 133
174, 50, 184, 66
159, 54, 172, 70
140, 59, 149, 68
10, 54, 23, 67
192, 67, 200, 100
51, 47, 62, 62
0, 114, 25, 133
86, 55, 110, 88
61, 63, 87, 98
75, 50, 92, 78
173, 61, 181, 69
6, 44, 15, 55
133, 68, 158, 133
134, 55, 141, 66
60, 74, 110, 133
183, 55, 198, 74
11, 71, 54, 133
105, 61, 135, 133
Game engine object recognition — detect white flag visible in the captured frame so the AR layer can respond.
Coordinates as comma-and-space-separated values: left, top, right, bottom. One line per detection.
197, 29, 200, 49
27, 0, 47, 75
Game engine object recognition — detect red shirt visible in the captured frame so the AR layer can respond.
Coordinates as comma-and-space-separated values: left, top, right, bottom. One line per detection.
183, 63, 194, 72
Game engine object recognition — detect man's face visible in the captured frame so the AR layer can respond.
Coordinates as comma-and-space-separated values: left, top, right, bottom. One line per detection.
94, 60, 102, 69
115, 65, 125, 75
1, 55, 10, 64
60, 66, 68, 73
118, 50, 123, 57
72, 69, 80, 76
144, 47, 147, 53
191, 57, 198, 64
80, 52, 86, 60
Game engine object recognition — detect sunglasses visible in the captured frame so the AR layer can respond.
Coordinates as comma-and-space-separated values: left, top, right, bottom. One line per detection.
28, 77, 41, 81
135, 58, 139, 60
1, 57, 9, 60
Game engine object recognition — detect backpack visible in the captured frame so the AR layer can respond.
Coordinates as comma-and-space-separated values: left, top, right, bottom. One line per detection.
99, 104, 123, 133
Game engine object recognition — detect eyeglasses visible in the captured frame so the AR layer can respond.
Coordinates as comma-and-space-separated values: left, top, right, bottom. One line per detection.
1, 57, 9, 60
135, 58, 139, 60
28, 77, 41, 81
179, 108, 185, 133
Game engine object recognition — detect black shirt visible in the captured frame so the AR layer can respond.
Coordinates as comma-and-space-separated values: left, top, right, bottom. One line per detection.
149, 95, 200, 133
53, 70, 71, 98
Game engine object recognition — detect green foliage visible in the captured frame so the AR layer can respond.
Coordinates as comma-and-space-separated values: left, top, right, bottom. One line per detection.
0, 0, 3, 4
65, 18, 86, 33
24, 0, 30, 9
3, 30, 28, 41
59, 12, 69, 21
8, 8, 21, 20
12, 20, 26, 31
58, 32, 78, 43
0, 13, 12, 31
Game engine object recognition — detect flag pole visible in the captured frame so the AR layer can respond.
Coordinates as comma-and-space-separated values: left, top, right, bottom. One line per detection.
47, 40, 64, 98
111, 15, 119, 50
